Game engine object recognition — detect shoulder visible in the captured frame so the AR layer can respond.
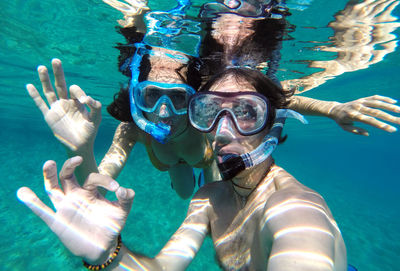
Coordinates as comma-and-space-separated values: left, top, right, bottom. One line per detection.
265, 164, 333, 222
261, 166, 340, 238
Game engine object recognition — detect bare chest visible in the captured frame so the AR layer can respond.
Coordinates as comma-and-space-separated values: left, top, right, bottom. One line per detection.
210, 194, 267, 270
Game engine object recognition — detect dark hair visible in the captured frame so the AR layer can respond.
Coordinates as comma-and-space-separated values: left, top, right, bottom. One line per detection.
199, 67, 293, 129
107, 26, 203, 122
199, 17, 294, 86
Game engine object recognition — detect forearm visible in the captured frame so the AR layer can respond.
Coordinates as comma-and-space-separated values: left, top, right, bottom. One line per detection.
98, 122, 137, 179
66, 144, 98, 185
287, 95, 340, 117
98, 140, 135, 179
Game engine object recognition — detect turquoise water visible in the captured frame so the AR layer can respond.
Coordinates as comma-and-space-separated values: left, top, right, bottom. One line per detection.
1, 0, 400, 270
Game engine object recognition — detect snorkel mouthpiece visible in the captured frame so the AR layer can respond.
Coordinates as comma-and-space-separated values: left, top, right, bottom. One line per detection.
217, 109, 307, 180
218, 154, 246, 181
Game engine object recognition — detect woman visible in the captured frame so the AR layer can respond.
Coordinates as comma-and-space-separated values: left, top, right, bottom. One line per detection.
27, 0, 400, 199
19, 68, 353, 270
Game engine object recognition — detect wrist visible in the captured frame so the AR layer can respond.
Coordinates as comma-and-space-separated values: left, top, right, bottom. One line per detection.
326, 102, 342, 118
66, 142, 94, 157
83, 235, 122, 270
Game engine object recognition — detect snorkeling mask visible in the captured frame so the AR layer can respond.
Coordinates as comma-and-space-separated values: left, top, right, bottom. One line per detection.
129, 43, 195, 143
188, 91, 307, 180
188, 91, 270, 136
134, 81, 196, 115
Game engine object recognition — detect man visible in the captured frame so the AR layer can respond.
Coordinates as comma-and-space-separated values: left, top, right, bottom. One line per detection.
18, 68, 348, 270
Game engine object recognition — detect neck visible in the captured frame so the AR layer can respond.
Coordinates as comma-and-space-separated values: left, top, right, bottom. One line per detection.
231, 157, 274, 198
167, 122, 191, 143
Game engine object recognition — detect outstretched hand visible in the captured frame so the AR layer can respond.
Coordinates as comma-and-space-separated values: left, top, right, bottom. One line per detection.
328, 95, 400, 136
17, 157, 135, 264
27, 59, 102, 152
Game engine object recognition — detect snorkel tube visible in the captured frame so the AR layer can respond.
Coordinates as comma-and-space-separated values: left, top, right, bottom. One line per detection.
129, 43, 171, 143
218, 109, 307, 180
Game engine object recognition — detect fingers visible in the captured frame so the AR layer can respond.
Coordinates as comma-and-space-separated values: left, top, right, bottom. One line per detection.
38, 65, 58, 105
26, 84, 49, 116
116, 187, 135, 213
83, 174, 135, 213
59, 156, 83, 192
361, 95, 400, 113
360, 106, 400, 126
70, 85, 102, 123
43, 160, 65, 205
52, 58, 68, 100
380, 1, 400, 20
83, 173, 120, 192
17, 187, 56, 228
86, 96, 102, 123
350, 111, 397, 132
371, 0, 395, 18
69, 84, 87, 100
340, 124, 369, 136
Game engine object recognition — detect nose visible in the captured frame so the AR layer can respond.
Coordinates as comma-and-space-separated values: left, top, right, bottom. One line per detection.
214, 115, 236, 145
157, 103, 171, 118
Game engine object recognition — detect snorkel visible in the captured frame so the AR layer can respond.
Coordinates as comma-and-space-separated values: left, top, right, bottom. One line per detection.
218, 109, 307, 180
129, 43, 171, 144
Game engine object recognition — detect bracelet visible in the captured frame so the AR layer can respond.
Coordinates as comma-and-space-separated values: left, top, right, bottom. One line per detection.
83, 235, 122, 270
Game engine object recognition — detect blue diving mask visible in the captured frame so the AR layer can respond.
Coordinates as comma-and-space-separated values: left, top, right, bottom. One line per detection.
128, 43, 195, 143
134, 81, 196, 116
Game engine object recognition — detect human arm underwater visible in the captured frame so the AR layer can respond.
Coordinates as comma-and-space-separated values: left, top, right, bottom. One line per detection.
261, 167, 347, 270
287, 95, 400, 135
98, 122, 138, 179
26, 58, 101, 184
16, 157, 210, 271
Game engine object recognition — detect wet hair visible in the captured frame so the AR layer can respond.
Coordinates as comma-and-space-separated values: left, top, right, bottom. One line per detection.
107, 26, 203, 122
199, 67, 293, 129
199, 17, 294, 85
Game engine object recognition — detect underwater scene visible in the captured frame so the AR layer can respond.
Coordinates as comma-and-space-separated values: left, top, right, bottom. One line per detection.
1, 0, 400, 270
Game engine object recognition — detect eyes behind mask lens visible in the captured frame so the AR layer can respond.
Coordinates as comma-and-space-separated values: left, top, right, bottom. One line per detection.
144, 88, 188, 110
135, 81, 195, 115
188, 91, 269, 135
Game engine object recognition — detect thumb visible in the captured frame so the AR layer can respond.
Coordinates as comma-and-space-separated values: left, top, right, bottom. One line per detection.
17, 187, 56, 230
116, 187, 135, 213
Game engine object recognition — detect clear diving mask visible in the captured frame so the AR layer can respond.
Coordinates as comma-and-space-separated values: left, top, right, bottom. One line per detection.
188, 91, 307, 180
188, 91, 270, 136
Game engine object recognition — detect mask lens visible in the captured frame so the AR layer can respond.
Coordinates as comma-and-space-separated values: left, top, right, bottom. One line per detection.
168, 89, 190, 110
189, 92, 268, 135
135, 82, 195, 115
232, 95, 267, 134
189, 94, 222, 131
143, 87, 162, 108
